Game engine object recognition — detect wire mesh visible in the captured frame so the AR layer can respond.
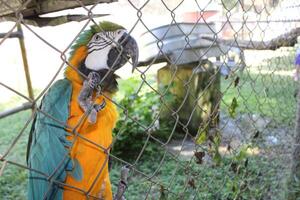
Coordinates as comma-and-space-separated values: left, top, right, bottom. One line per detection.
0, 0, 299, 199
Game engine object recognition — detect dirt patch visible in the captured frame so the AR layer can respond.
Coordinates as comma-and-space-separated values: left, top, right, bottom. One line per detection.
167, 113, 294, 157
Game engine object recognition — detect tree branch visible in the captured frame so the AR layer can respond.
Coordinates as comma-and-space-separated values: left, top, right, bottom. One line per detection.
202, 27, 300, 50
0, 14, 109, 27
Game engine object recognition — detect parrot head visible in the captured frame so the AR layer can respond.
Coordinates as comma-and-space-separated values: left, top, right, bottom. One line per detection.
65, 21, 139, 93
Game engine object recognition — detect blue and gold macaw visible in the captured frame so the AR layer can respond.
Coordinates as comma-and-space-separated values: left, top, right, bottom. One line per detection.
27, 21, 138, 199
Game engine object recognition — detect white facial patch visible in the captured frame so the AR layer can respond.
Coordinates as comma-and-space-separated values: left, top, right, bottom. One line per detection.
85, 47, 110, 70
84, 29, 127, 71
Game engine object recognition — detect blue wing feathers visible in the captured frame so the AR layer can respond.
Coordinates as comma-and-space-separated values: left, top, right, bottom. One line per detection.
70, 158, 83, 181
27, 79, 82, 200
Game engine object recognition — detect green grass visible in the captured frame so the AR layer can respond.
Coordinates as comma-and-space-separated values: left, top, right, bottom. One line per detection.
221, 53, 297, 125
0, 111, 284, 200
0, 108, 285, 200
110, 153, 282, 200
0, 111, 31, 200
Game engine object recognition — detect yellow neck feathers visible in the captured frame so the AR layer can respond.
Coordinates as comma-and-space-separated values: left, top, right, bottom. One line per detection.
65, 46, 88, 84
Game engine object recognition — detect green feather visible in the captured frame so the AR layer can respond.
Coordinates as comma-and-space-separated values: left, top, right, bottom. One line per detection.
69, 21, 125, 58
91, 21, 124, 32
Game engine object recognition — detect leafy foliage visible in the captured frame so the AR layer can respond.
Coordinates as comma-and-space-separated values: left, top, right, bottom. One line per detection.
112, 77, 171, 161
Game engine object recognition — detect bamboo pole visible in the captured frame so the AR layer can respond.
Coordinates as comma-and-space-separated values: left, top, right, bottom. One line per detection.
17, 24, 34, 102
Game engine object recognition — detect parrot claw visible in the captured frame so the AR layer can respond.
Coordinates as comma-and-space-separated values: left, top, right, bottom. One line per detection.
87, 72, 101, 89
88, 108, 97, 124
78, 72, 106, 124
87, 99, 106, 124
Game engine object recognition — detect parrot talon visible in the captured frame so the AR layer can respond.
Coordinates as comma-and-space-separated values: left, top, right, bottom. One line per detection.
87, 99, 106, 124
87, 71, 101, 89
88, 108, 97, 124
78, 71, 105, 124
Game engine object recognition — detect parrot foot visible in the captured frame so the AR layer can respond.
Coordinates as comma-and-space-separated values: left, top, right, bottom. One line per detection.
88, 108, 97, 124
78, 72, 105, 124
88, 72, 101, 89
87, 99, 106, 124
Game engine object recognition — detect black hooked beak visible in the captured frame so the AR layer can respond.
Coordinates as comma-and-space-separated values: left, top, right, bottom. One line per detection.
119, 33, 139, 73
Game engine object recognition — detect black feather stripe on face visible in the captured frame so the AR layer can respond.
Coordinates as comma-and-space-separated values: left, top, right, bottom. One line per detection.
107, 47, 129, 70
79, 62, 93, 77
107, 33, 130, 70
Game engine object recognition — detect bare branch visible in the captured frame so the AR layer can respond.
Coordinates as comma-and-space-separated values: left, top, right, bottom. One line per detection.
202, 27, 300, 50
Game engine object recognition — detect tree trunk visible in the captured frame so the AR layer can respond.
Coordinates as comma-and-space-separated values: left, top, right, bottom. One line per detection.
202, 27, 300, 50
157, 60, 220, 136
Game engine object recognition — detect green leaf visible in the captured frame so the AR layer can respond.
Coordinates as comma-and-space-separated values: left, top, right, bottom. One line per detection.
235, 146, 248, 162
228, 97, 238, 118
213, 133, 221, 146
213, 149, 222, 166
234, 76, 240, 87
159, 185, 168, 200
196, 129, 207, 144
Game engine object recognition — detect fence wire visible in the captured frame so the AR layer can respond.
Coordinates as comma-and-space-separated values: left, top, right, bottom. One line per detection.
0, 0, 300, 199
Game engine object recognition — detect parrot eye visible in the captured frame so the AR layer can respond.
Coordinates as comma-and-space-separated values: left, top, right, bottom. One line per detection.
94, 35, 101, 41
117, 30, 122, 34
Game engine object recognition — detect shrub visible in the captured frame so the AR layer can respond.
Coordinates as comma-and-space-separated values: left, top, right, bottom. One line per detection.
112, 76, 171, 161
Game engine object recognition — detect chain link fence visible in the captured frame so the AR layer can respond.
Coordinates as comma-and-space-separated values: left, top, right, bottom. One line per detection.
0, 0, 300, 199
